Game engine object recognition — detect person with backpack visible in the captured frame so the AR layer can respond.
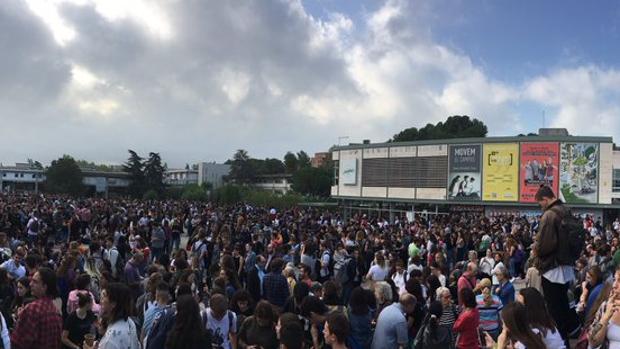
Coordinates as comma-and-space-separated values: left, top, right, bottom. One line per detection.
103, 237, 122, 281
162, 295, 212, 349
534, 185, 582, 345
25, 212, 40, 247
203, 294, 237, 349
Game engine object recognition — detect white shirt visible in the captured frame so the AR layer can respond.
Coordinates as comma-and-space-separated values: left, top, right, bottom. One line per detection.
205, 309, 237, 349
479, 257, 495, 276
437, 274, 447, 287
543, 265, 575, 285
368, 264, 389, 281
0, 312, 9, 349
98, 318, 140, 349
391, 272, 407, 294
492, 261, 505, 285
514, 327, 565, 349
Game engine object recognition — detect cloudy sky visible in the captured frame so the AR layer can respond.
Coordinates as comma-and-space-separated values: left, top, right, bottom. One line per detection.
2, 0, 620, 168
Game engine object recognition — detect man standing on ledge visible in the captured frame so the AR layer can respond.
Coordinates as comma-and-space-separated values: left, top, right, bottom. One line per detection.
534, 185, 580, 345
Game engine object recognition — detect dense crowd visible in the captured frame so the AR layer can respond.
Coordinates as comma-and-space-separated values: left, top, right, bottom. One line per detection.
0, 186, 619, 349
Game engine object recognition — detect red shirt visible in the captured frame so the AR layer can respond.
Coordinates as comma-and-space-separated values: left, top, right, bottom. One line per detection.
453, 308, 480, 349
457, 272, 477, 305
11, 296, 62, 349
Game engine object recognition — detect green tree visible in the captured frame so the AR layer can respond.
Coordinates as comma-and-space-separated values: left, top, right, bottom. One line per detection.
123, 150, 145, 198
27, 158, 44, 170
215, 184, 242, 204
296, 151, 311, 169
181, 184, 208, 201
261, 158, 285, 174
284, 152, 298, 174
391, 115, 488, 142
291, 166, 332, 197
46, 155, 84, 195
229, 149, 257, 184
144, 152, 166, 197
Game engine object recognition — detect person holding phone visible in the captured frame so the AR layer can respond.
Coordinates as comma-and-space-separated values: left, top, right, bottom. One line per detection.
588, 267, 620, 348
483, 302, 546, 349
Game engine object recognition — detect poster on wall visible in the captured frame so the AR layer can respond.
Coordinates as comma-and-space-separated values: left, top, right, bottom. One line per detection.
340, 158, 358, 185
519, 143, 560, 203
448, 145, 481, 200
483, 143, 519, 201
560, 143, 599, 203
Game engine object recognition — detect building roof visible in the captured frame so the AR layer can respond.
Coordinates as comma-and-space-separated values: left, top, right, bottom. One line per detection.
330, 134, 614, 151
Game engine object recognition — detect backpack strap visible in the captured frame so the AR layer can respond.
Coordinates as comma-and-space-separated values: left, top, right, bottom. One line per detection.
227, 311, 234, 331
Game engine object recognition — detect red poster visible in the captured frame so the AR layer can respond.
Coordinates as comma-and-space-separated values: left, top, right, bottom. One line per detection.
520, 143, 560, 203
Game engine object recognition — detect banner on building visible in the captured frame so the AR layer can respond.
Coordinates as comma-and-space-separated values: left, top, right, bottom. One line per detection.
560, 143, 599, 204
448, 144, 482, 200
519, 143, 560, 203
483, 143, 519, 201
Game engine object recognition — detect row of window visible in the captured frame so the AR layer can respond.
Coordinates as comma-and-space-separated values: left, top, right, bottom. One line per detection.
1, 172, 42, 179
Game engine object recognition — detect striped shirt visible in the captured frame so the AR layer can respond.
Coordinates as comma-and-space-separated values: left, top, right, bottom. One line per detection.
476, 294, 502, 332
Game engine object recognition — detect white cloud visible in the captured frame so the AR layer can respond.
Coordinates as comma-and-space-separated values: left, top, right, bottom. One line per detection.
524, 66, 620, 136
2, 0, 620, 167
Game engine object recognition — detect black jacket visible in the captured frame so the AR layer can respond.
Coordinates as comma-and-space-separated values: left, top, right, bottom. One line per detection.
247, 265, 262, 302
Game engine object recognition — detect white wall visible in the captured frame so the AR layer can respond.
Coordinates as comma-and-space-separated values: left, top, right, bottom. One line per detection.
417, 144, 448, 157
338, 149, 362, 197
362, 147, 388, 159
599, 143, 613, 204
362, 187, 387, 198
389, 146, 416, 158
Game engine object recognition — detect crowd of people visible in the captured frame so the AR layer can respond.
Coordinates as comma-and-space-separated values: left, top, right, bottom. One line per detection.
0, 185, 619, 349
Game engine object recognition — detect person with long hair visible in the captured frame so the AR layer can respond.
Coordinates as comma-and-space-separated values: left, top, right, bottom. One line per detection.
164, 295, 212, 349
348, 287, 372, 349
238, 300, 278, 349
517, 287, 565, 348
83, 283, 140, 349
62, 292, 97, 349
453, 288, 479, 349
486, 302, 546, 349
577, 265, 605, 317
66, 273, 100, 316
588, 266, 620, 349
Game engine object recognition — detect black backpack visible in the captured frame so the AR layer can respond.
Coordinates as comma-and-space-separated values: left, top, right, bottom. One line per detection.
29, 218, 39, 233
145, 306, 176, 349
553, 206, 586, 264
112, 248, 126, 281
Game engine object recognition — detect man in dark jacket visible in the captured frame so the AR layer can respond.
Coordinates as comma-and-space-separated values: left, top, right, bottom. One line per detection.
246, 255, 266, 303
533, 185, 579, 344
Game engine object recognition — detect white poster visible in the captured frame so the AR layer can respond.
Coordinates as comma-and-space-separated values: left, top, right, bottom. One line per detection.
340, 158, 358, 185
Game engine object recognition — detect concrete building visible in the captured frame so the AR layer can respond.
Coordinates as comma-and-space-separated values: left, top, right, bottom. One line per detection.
311, 152, 330, 168
165, 168, 199, 186
0, 163, 130, 196
197, 162, 231, 189
330, 130, 620, 222
253, 174, 293, 194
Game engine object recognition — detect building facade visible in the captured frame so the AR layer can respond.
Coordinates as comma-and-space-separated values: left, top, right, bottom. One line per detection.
197, 162, 231, 189
165, 169, 199, 186
253, 174, 293, 194
330, 133, 620, 221
0, 164, 130, 195
311, 152, 330, 168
